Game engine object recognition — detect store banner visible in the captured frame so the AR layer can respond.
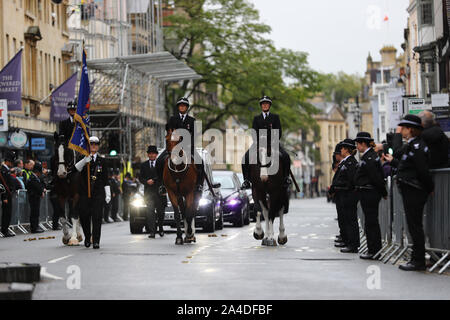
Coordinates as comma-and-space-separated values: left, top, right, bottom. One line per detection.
50, 72, 78, 122
0, 99, 8, 131
0, 49, 22, 111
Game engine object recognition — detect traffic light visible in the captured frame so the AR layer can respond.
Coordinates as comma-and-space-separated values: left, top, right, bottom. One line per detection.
109, 150, 118, 156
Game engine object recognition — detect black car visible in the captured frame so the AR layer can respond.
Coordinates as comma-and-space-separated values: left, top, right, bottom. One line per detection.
214, 171, 250, 227
128, 183, 148, 234
163, 149, 223, 232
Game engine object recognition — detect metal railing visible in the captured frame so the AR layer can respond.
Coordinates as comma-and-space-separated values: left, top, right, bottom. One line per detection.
357, 169, 450, 274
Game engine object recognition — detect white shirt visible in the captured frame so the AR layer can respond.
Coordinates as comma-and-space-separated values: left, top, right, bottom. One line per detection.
262, 112, 270, 119
91, 153, 98, 162
149, 159, 156, 168
340, 155, 351, 164
70, 116, 74, 123
362, 147, 372, 157
179, 113, 186, 121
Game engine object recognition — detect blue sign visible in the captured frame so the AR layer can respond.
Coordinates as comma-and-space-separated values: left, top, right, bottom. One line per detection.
31, 138, 46, 151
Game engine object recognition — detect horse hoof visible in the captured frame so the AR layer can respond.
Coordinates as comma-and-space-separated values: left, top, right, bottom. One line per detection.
184, 236, 196, 244
278, 236, 288, 245
77, 235, 83, 242
68, 239, 79, 246
261, 238, 268, 246
254, 231, 264, 240
62, 237, 70, 245
175, 238, 184, 245
266, 238, 277, 247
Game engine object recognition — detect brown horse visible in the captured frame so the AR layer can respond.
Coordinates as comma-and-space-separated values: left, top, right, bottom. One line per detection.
251, 143, 289, 246
163, 129, 198, 245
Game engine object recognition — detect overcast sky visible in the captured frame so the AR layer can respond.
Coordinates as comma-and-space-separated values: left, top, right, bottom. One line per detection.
248, 0, 410, 75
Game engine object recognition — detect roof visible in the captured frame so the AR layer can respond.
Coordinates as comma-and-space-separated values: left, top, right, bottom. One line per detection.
87, 51, 201, 82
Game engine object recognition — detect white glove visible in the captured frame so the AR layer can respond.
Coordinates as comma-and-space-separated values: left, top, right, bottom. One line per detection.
105, 186, 111, 204
75, 155, 92, 172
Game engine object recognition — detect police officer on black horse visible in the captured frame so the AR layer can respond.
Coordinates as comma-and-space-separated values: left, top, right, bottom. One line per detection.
241, 96, 292, 194
1, 150, 17, 237
59, 100, 77, 145
75, 136, 111, 249
140, 145, 165, 238
156, 97, 205, 196
384, 114, 434, 271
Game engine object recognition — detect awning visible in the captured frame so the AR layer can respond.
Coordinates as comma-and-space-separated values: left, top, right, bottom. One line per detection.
87, 51, 201, 82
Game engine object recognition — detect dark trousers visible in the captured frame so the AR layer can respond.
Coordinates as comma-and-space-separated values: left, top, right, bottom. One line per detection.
29, 196, 41, 231
1, 195, 12, 233
122, 196, 130, 220
358, 190, 382, 254
336, 191, 360, 248
400, 185, 428, 264
110, 195, 119, 219
335, 195, 345, 241
79, 195, 103, 244
145, 193, 164, 234
241, 146, 291, 181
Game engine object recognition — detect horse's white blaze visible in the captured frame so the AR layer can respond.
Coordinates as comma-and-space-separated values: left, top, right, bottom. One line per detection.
57, 144, 66, 177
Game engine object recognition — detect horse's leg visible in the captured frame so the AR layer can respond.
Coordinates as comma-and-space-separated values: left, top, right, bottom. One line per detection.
184, 193, 196, 243
277, 207, 288, 245
261, 201, 270, 246
71, 193, 82, 242
253, 210, 264, 240
168, 190, 183, 245
59, 196, 71, 245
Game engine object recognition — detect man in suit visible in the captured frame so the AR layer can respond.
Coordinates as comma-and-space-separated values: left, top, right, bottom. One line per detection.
140, 146, 165, 238
110, 169, 121, 222
241, 96, 292, 190
156, 97, 204, 195
1, 151, 17, 237
59, 100, 77, 145
27, 162, 46, 233
75, 136, 111, 249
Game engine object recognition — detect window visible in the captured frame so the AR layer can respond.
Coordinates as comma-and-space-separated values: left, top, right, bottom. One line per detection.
334, 126, 337, 142
328, 125, 332, 142
6, 34, 10, 60
380, 92, 385, 106
420, 0, 433, 25
381, 115, 386, 133
392, 101, 398, 112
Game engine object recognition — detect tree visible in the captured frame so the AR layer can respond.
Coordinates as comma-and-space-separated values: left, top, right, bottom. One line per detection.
320, 72, 364, 107
164, 0, 321, 138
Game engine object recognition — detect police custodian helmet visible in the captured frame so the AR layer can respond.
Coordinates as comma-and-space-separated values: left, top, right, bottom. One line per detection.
259, 96, 272, 106
176, 97, 190, 108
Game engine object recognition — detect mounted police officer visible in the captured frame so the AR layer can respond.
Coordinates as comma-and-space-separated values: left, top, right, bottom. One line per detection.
59, 99, 77, 145
331, 139, 360, 253
156, 97, 204, 195
75, 136, 111, 249
354, 132, 387, 260
384, 114, 434, 271
140, 145, 165, 238
241, 96, 292, 191
1, 150, 17, 237
27, 162, 45, 233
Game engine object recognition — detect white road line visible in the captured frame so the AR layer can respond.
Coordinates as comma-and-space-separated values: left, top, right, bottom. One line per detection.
40, 267, 63, 280
48, 254, 73, 264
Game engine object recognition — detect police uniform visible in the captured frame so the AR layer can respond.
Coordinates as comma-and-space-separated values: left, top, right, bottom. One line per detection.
59, 101, 77, 145
75, 136, 110, 249
103, 169, 114, 223
242, 96, 291, 191
331, 139, 360, 252
390, 115, 434, 271
156, 97, 204, 194
0, 151, 17, 237
330, 141, 344, 243
27, 163, 45, 233
354, 132, 387, 259
140, 146, 165, 237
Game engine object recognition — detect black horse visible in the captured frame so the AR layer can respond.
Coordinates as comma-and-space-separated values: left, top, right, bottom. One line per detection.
51, 133, 82, 245
249, 141, 289, 246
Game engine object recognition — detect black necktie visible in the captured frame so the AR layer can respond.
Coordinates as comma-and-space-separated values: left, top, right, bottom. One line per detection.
151, 161, 154, 168
181, 115, 185, 122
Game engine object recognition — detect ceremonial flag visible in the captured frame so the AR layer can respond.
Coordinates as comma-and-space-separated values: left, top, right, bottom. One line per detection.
50, 72, 78, 122
0, 49, 22, 111
68, 48, 90, 157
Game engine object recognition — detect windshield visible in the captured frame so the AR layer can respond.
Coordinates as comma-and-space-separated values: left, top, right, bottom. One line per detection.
236, 173, 243, 183
214, 175, 235, 189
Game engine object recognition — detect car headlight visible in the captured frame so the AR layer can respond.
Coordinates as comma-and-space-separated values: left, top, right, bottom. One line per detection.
199, 198, 212, 207
227, 198, 240, 206
131, 197, 147, 208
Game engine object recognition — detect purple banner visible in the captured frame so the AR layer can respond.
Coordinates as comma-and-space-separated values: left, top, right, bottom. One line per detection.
50, 72, 78, 122
0, 49, 22, 111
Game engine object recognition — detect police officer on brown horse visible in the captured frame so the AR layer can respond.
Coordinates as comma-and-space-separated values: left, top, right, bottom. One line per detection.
241, 96, 292, 193
156, 97, 204, 196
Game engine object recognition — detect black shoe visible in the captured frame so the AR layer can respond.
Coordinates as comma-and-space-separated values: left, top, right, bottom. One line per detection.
399, 261, 426, 271
241, 180, 251, 189
113, 218, 120, 222
123, 216, 129, 221
93, 243, 100, 249
148, 233, 155, 239
31, 228, 44, 234
360, 253, 377, 260
158, 186, 167, 196
2, 230, 15, 237
334, 242, 346, 248
335, 235, 342, 241
340, 247, 359, 253
158, 228, 164, 237
84, 240, 91, 248
52, 225, 62, 231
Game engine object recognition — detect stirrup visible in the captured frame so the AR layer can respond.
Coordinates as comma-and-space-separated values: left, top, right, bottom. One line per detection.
195, 184, 203, 192
241, 180, 251, 189
158, 186, 167, 195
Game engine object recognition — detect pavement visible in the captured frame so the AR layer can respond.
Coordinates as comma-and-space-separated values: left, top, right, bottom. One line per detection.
1, 198, 449, 300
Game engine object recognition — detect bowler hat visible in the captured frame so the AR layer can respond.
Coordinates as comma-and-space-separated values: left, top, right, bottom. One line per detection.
333, 142, 343, 155
398, 114, 423, 129
147, 145, 158, 154
4, 150, 16, 163
354, 132, 374, 143
340, 138, 356, 149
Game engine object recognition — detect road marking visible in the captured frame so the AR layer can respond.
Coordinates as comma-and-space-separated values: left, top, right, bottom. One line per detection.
40, 267, 63, 280
48, 255, 73, 264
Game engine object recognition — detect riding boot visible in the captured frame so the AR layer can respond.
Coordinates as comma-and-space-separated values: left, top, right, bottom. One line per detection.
241, 151, 251, 189
195, 163, 204, 192
156, 150, 168, 195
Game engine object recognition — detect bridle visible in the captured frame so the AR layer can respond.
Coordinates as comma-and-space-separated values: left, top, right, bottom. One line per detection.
166, 130, 189, 174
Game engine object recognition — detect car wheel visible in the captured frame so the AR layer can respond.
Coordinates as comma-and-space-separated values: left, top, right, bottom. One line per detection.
216, 211, 224, 230
203, 210, 215, 233
130, 222, 143, 234
244, 205, 250, 225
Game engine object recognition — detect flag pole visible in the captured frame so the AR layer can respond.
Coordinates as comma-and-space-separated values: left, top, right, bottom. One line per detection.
82, 39, 91, 199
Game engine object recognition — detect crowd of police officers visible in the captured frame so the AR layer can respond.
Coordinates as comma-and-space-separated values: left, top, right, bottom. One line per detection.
330, 113, 449, 271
